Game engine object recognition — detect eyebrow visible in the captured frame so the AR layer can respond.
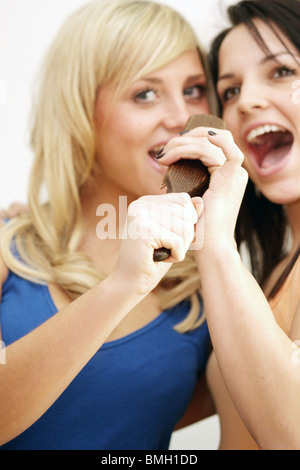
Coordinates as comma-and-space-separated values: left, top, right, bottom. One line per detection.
217, 51, 300, 83
260, 51, 300, 64
140, 74, 206, 84
217, 73, 235, 83
185, 74, 207, 82
139, 77, 162, 84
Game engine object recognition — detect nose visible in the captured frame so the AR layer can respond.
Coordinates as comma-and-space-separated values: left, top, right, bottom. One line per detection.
162, 96, 192, 131
237, 80, 269, 115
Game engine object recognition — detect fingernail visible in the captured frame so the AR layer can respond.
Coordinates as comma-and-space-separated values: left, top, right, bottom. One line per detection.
179, 130, 189, 135
156, 147, 165, 157
155, 153, 165, 160
208, 130, 217, 136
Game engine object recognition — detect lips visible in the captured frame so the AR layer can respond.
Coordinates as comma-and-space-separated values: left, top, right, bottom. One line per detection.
245, 124, 294, 173
148, 144, 165, 172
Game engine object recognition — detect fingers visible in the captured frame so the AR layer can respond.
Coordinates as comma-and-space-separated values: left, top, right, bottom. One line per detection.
156, 128, 247, 249
206, 129, 244, 166
205, 131, 248, 198
130, 193, 198, 228
157, 127, 243, 172
157, 134, 226, 170
0, 202, 29, 220
127, 193, 202, 262
191, 196, 203, 219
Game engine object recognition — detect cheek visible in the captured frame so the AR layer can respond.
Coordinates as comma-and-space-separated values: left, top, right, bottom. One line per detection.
203, 101, 210, 115
222, 108, 236, 132
105, 111, 147, 148
97, 116, 135, 155
222, 108, 244, 147
96, 119, 143, 177
193, 98, 210, 115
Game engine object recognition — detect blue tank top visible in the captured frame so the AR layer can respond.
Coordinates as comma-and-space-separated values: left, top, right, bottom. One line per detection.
0, 270, 210, 450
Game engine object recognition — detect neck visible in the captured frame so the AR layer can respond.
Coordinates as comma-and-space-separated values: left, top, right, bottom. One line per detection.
79, 177, 136, 274
81, 178, 138, 235
286, 199, 300, 252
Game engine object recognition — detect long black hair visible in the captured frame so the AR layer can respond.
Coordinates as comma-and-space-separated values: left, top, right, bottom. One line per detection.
209, 0, 300, 296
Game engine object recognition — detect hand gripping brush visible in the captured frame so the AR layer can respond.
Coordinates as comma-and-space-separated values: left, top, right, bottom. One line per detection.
153, 113, 227, 262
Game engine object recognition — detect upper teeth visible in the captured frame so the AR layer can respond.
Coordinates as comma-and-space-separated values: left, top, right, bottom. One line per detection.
247, 124, 286, 143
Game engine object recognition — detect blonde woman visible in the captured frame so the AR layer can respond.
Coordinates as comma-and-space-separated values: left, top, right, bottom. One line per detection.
0, 0, 216, 449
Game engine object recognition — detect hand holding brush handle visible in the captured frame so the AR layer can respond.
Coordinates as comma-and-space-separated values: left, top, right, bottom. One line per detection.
153, 114, 227, 262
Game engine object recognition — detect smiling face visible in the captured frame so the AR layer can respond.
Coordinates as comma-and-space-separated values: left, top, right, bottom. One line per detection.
94, 50, 209, 202
217, 20, 300, 205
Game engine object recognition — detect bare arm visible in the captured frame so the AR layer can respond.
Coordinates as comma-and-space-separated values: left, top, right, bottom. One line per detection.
161, 129, 300, 450
197, 245, 300, 449
0, 194, 199, 445
0, 271, 144, 444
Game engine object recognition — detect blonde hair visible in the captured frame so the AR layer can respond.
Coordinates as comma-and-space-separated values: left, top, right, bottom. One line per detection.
1, 0, 216, 332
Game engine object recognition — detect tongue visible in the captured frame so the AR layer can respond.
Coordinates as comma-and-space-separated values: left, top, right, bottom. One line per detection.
250, 132, 293, 169
261, 144, 291, 169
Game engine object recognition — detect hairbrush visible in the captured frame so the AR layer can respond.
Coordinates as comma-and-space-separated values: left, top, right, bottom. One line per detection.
153, 113, 227, 262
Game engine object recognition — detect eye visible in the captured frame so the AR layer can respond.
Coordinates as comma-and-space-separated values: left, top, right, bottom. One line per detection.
184, 84, 206, 99
273, 65, 296, 79
133, 88, 157, 103
221, 86, 240, 103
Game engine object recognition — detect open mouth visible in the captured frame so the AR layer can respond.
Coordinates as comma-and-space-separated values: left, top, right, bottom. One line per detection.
149, 145, 164, 159
246, 124, 294, 170
148, 145, 165, 171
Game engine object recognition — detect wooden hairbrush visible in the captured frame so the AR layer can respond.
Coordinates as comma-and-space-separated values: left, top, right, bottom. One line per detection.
153, 113, 227, 261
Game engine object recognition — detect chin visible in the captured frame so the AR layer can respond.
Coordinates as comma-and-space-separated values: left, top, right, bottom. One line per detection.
260, 184, 299, 206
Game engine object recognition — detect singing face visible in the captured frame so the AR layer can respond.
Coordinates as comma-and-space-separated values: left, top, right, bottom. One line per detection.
217, 20, 300, 205
94, 49, 210, 201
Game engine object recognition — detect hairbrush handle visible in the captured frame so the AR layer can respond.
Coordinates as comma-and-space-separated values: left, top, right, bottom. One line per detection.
153, 247, 171, 262
153, 114, 226, 262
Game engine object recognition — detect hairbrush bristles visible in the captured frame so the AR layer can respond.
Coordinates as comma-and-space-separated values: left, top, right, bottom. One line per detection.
163, 159, 210, 197
154, 114, 227, 261
163, 114, 227, 197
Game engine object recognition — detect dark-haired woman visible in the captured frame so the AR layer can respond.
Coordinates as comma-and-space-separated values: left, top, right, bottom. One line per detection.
159, 0, 300, 450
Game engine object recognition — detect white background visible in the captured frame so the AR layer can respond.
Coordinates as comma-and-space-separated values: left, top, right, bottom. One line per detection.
0, 0, 236, 449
